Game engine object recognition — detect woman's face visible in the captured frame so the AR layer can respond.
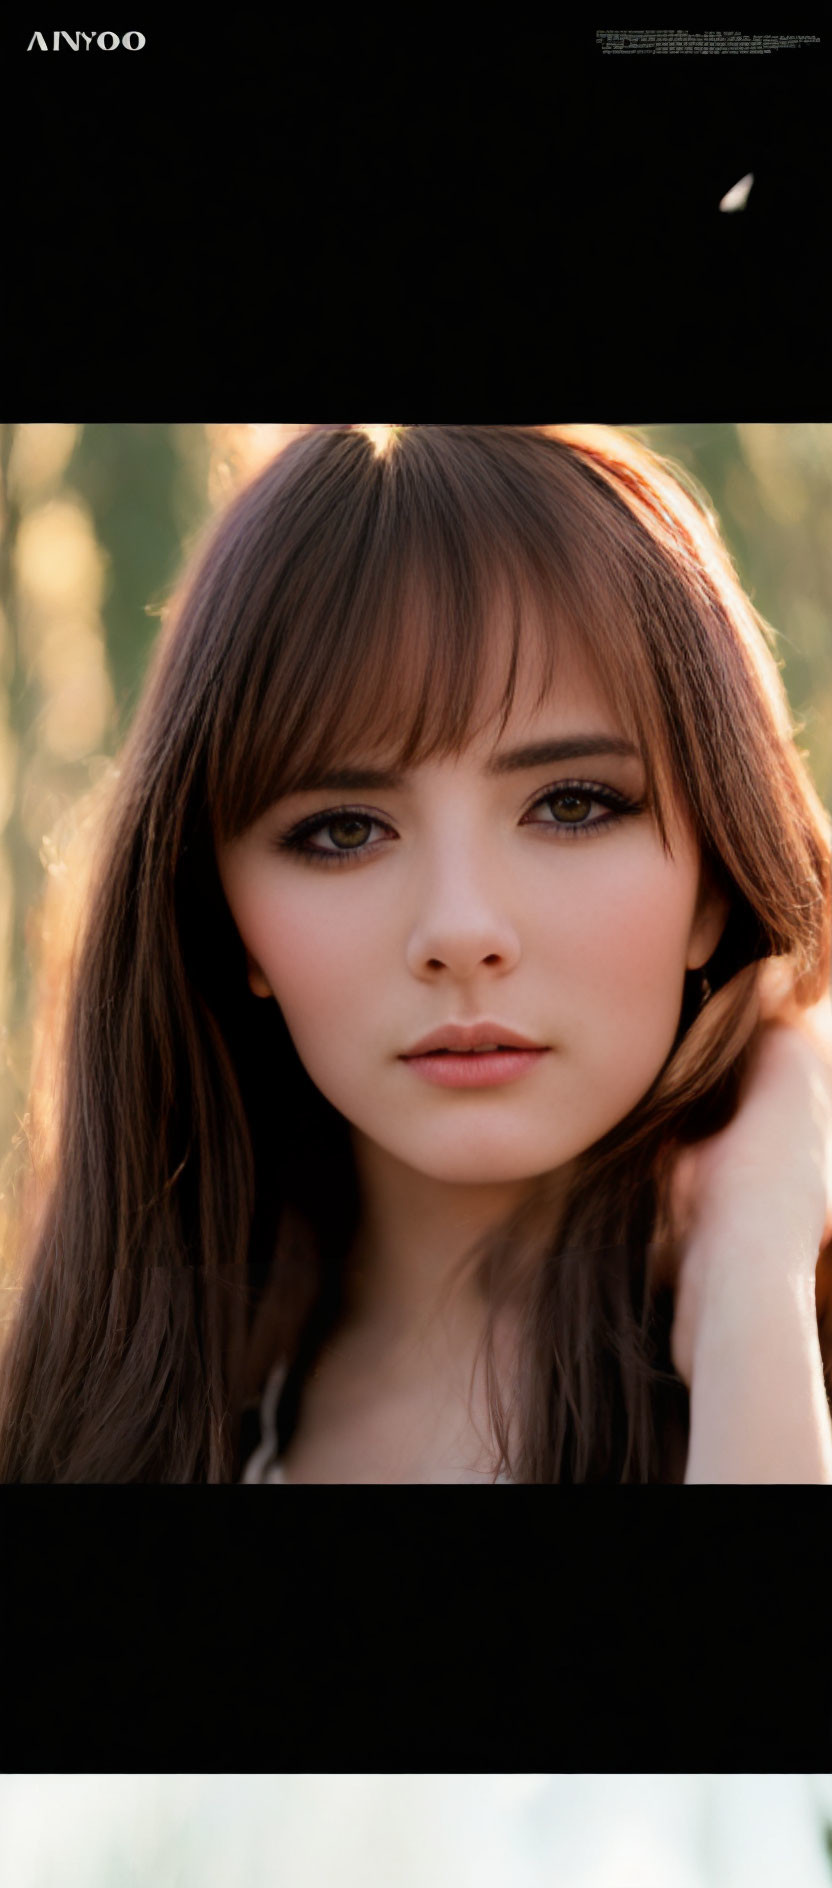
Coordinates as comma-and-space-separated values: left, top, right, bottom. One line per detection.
217, 637, 727, 1188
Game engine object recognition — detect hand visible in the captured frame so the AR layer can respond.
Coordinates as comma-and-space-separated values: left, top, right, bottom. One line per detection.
667, 975, 832, 1388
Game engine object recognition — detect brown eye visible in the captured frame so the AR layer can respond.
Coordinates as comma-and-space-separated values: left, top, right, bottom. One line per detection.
276, 805, 394, 865
327, 815, 374, 849
522, 781, 640, 837
547, 792, 594, 824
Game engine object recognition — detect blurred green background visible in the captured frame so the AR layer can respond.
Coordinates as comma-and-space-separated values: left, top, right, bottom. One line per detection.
1, 422, 831, 1226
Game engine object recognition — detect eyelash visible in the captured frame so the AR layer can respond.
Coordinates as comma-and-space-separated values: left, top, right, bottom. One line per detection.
273, 780, 645, 868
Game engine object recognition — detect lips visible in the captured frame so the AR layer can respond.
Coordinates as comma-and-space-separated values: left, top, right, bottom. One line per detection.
401, 1021, 545, 1057
401, 1031, 549, 1090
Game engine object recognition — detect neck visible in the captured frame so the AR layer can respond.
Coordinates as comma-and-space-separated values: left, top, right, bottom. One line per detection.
343, 1132, 555, 1348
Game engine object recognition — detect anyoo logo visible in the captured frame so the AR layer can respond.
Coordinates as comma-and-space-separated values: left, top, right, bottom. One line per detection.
27, 30, 146, 50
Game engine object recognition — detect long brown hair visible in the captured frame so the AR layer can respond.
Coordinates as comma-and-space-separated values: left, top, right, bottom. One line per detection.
0, 424, 829, 1480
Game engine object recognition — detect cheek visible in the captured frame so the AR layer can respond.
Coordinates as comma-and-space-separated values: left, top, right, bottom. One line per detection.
232, 873, 385, 1028
537, 851, 695, 994
534, 852, 697, 1104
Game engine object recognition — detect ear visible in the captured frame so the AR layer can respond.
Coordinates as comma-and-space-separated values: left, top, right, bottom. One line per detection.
686, 870, 731, 972
245, 948, 273, 999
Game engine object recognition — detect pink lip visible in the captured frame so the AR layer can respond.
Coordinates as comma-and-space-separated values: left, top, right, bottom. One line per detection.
402, 1020, 545, 1056
402, 1047, 549, 1089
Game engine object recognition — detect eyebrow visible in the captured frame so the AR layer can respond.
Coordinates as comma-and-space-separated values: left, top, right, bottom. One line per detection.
290, 735, 642, 793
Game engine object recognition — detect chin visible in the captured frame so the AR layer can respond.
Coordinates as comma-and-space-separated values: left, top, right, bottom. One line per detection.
404, 1140, 573, 1188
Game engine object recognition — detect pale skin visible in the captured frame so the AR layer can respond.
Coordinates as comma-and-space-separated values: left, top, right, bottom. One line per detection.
670, 977, 832, 1482
218, 637, 832, 1483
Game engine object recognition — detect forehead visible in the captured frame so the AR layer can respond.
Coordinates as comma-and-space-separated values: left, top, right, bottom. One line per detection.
459, 626, 628, 751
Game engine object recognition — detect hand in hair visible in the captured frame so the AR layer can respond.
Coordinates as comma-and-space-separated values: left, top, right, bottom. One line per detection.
669, 992, 832, 1383
667, 984, 832, 1482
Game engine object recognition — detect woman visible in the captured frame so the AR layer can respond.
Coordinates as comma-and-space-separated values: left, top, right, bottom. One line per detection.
1, 423, 830, 1482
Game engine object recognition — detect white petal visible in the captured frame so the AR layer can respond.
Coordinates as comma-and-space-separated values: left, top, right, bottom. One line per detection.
719, 172, 754, 212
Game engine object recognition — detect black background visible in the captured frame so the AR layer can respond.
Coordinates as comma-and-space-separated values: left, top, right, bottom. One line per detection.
594, 31, 830, 398
3, 1494, 831, 1766
6, 22, 829, 412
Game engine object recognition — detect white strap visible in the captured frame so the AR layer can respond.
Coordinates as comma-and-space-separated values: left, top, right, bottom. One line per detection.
239, 1360, 288, 1483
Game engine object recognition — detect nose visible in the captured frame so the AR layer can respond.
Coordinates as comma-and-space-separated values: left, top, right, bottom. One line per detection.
404, 858, 522, 983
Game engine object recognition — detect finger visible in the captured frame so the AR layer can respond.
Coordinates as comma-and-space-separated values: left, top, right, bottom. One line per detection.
757, 956, 798, 1022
